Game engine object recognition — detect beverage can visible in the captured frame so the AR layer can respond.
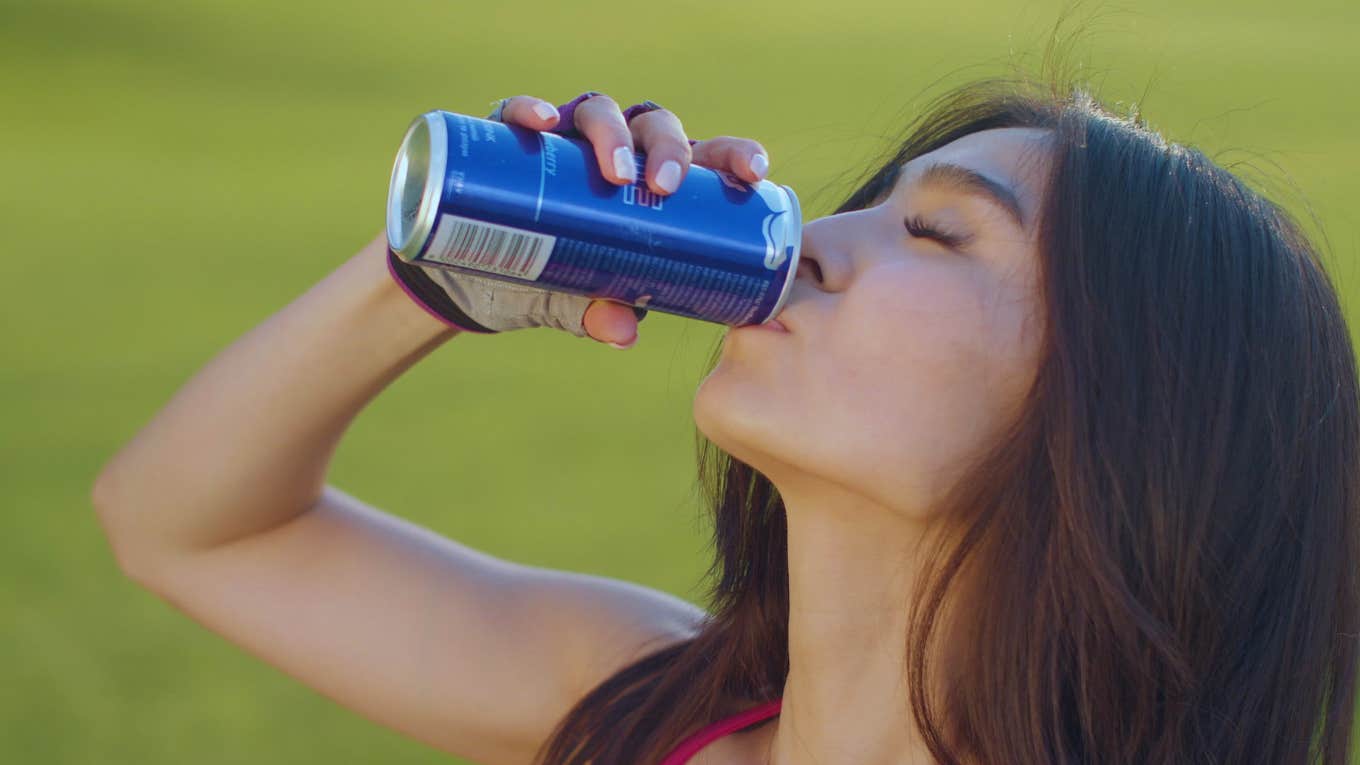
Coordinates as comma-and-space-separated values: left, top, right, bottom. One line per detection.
385, 110, 801, 326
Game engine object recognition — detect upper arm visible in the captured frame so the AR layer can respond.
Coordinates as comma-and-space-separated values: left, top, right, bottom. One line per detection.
122, 484, 707, 765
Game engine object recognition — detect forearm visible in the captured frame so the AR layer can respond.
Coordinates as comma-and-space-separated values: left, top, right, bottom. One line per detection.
93, 232, 459, 565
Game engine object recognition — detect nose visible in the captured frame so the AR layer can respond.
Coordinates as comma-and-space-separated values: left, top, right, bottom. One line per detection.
794, 213, 856, 291
796, 248, 823, 284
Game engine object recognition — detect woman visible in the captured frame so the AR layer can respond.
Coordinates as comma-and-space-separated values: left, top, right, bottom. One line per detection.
92, 71, 1359, 764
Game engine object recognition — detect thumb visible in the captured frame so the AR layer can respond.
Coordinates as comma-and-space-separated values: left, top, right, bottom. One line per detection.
583, 299, 642, 345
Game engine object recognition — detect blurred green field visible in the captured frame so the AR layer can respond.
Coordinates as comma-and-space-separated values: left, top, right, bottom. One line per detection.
3, 0, 1358, 762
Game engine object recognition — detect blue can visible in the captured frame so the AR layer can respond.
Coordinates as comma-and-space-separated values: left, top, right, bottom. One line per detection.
385, 110, 801, 327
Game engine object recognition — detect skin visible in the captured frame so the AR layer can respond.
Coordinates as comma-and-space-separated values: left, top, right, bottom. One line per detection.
692, 127, 1054, 763
513, 96, 1058, 761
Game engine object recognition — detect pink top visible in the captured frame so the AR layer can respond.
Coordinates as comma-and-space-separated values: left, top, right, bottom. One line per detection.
658, 698, 783, 765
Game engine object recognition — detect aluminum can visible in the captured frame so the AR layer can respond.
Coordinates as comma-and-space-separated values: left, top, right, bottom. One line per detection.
385, 110, 801, 326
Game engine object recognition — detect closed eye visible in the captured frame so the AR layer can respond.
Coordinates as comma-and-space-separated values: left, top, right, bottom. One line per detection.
904, 215, 972, 249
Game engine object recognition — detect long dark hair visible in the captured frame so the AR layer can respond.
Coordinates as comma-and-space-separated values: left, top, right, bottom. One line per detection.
530, 58, 1360, 765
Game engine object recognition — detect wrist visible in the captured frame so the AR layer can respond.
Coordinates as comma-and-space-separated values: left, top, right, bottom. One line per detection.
353, 232, 465, 341
384, 248, 497, 334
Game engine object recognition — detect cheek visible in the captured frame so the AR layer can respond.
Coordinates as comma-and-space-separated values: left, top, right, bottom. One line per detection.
976, 261, 1046, 415
852, 259, 1040, 395
833, 262, 994, 392
819, 264, 1038, 466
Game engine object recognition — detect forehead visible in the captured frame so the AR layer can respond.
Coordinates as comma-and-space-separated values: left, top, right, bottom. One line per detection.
899, 127, 1053, 207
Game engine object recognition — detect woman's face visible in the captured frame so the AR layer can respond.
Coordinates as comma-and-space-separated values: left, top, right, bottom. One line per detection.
694, 127, 1054, 520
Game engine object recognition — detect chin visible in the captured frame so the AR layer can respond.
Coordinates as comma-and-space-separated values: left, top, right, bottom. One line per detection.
693, 373, 787, 472
692, 371, 731, 445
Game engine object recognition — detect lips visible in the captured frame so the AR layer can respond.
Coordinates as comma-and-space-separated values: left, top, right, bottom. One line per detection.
733, 316, 790, 334
770, 310, 795, 333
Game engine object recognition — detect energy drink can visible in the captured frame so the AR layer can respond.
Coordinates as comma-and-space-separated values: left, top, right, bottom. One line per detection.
385, 110, 801, 327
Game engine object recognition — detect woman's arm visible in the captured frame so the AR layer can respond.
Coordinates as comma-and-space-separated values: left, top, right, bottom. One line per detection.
91, 232, 705, 764
93, 232, 458, 569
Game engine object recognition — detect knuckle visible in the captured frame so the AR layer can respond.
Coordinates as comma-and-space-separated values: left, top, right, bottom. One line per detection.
633, 113, 689, 153
500, 96, 536, 121
660, 137, 693, 161
635, 107, 675, 125
579, 95, 631, 142
636, 107, 680, 135
701, 136, 741, 158
584, 93, 620, 111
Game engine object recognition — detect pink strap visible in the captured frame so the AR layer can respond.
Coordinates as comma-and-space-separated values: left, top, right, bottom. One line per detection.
658, 698, 782, 765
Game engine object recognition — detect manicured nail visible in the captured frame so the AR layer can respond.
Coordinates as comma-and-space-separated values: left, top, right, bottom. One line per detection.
749, 153, 769, 180
613, 146, 637, 183
607, 334, 638, 350
532, 102, 559, 121
656, 160, 682, 193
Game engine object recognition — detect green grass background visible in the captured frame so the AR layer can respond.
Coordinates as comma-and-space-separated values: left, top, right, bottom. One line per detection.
4, 0, 1358, 762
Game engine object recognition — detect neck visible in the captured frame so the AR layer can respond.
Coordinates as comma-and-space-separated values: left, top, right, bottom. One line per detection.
764, 479, 945, 765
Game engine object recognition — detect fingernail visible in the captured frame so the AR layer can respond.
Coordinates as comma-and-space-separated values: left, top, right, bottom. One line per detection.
532, 102, 559, 121
749, 153, 769, 180
656, 160, 682, 193
607, 333, 638, 350
613, 146, 637, 183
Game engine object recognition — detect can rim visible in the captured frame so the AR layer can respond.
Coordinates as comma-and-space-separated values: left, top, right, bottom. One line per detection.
764, 184, 802, 322
386, 112, 447, 262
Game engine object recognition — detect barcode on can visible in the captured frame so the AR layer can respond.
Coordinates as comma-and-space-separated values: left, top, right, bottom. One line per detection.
421, 213, 556, 281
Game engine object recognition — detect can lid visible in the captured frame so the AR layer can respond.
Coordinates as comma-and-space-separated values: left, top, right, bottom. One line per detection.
764, 184, 802, 322
386, 112, 447, 262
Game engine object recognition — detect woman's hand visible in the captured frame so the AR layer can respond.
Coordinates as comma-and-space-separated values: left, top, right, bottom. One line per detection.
386, 92, 774, 347
493, 93, 773, 345
496, 93, 770, 191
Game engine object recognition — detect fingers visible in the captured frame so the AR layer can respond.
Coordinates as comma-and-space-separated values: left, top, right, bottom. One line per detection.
492, 94, 643, 188
628, 108, 693, 196
492, 95, 561, 129
691, 136, 771, 184
582, 299, 640, 349
494, 93, 772, 195
571, 95, 640, 186
573, 97, 698, 197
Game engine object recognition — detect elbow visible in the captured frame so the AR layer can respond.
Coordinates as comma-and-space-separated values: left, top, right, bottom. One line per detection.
91, 465, 122, 547
91, 467, 159, 587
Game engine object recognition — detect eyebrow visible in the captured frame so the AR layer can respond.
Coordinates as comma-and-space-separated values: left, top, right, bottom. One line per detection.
909, 162, 1027, 230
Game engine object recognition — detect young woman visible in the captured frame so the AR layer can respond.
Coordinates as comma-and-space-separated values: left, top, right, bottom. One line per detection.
92, 72, 1359, 764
